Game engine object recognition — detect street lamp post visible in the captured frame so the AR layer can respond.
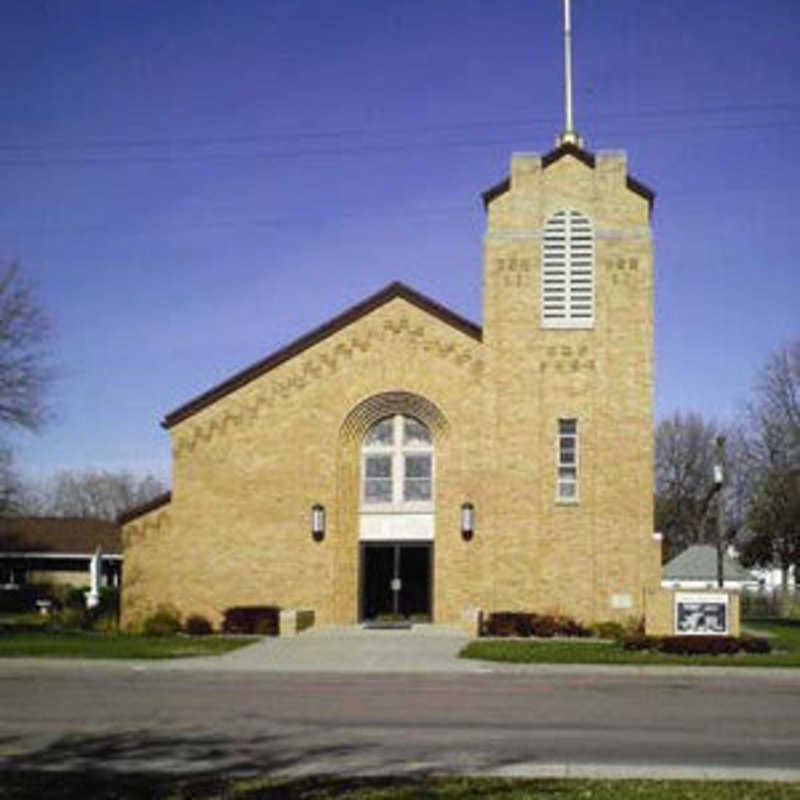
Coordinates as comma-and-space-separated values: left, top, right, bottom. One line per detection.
714, 436, 727, 589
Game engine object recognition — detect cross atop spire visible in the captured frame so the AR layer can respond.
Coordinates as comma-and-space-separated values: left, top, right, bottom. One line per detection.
556, 0, 584, 148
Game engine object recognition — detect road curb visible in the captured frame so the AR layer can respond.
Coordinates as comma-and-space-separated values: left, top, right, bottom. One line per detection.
483, 762, 800, 782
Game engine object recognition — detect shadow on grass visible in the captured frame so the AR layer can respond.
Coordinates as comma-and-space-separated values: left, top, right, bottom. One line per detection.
0, 729, 348, 798
0, 770, 541, 800
0, 729, 531, 799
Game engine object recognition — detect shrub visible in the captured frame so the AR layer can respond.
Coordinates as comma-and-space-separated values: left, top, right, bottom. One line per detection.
529, 615, 558, 638
483, 612, 591, 638
593, 620, 627, 640
142, 604, 182, 636
184, 614, 213, 636
88, 613, 119, 633
622, 634, 660, 651
556, 615, 592, 638
622, 635, 773, 656
222, 606, 280, 636
515, 615, 533, 637
738, 636, 772, 654
54, 607, 89, 631
659, 635, 741, 656
485, 612, 520, 637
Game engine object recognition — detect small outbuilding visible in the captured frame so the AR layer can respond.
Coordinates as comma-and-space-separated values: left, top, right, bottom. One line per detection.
661, 545, 754, 592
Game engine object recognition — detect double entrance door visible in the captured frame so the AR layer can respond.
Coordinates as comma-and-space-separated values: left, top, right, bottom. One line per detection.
361, 542, 432, 621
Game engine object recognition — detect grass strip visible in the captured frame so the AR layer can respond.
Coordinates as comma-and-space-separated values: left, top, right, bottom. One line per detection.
225, 776, 800, 799
3, 773, 800, 799
0, 630, 252, 659
460, 618, 800, 668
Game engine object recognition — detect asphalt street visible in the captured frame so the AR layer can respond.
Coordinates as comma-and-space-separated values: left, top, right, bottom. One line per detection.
2, 662, 800, 781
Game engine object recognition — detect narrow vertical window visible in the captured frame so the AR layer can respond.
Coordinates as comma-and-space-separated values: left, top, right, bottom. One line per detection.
542, 209, 595, 328
557, 418, 578, 501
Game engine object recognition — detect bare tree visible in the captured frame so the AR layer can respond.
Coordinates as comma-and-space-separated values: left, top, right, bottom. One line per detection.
0, 262, 52, 514
655, 412, 725, 561
737, 341, 800, 589
749, 341, 800, 470
20, 470, 167, 522
740, 469, 800, 592
0, 262, 51, 433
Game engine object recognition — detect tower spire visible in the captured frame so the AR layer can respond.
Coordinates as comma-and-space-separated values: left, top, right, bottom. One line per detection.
557, 0, 583, 148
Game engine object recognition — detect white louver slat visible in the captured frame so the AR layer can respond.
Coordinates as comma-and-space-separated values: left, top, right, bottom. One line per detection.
541, 209, 595, 328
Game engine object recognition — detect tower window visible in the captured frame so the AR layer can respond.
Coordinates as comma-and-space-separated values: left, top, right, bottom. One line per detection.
542, 209, 595, 328
557, 418, 579, 501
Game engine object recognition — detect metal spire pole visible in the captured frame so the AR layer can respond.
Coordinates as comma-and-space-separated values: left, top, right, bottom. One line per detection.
558, 0, 582, 147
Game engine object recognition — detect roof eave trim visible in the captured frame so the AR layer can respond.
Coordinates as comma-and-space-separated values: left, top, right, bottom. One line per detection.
161, 281, 482, 429
481, 142, 655, 213
0, 551, 123, 559
117, 491, 172, 525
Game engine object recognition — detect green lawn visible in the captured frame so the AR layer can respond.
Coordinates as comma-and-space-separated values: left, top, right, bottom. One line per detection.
747, 617, 800, 649
192, 776, 800, 799
238, 777, 800, 800
460, 618, 800, 668
0, 630, 253, 659
2, 773, 799, 799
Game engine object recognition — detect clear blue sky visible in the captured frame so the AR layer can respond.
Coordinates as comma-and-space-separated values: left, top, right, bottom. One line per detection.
2, 0, 799, 485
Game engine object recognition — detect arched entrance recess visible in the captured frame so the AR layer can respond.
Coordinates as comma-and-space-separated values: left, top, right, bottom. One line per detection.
338, 392, 448, 622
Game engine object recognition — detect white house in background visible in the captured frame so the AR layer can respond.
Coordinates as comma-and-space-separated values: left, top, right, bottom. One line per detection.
661, 545, 756, 592
739, 561, 796, 593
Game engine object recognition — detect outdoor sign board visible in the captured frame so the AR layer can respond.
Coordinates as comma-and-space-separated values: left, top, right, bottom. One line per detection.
674, 592, 729, 635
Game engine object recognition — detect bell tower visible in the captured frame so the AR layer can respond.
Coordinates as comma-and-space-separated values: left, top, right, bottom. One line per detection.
479, 1, 660, 621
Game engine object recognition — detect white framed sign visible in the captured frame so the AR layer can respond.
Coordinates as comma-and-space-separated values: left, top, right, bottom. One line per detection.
674, 593, 729, 635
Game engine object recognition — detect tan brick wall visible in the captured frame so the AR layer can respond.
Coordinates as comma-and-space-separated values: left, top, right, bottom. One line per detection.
482, 151, 658, 623
123, 300, 487, 629
122, 149, 661, 631
121, 503, 173, 626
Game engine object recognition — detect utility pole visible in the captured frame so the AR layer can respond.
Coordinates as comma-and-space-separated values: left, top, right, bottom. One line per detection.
714, 436, 727, 588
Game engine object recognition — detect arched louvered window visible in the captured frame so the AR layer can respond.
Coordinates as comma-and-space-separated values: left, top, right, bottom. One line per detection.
541, 209, 595, 328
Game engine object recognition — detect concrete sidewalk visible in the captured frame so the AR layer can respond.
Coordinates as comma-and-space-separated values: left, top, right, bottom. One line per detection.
4, 625, 800, 678
162, 623, 482, 673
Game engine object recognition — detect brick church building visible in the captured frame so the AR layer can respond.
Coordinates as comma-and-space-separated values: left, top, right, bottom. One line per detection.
120, 8, 661, 631
120, 138, 660, 630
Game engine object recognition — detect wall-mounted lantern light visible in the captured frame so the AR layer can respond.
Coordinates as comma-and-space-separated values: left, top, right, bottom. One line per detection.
311, 503, 325, 542
461, 501, 475, 541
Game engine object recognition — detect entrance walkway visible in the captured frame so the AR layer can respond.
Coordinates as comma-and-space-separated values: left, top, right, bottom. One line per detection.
165, 624, 479, 673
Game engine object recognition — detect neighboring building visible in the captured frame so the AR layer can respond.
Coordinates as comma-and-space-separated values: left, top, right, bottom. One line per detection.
727, 539, 797, 593
661, 545, 755, 592
747, 564, 797, 593
120, 135, 662, 629
0, 517, 122, 589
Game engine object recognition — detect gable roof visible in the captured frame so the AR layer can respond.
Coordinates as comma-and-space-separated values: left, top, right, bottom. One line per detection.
662, 545, 753, 583
162, 281, 482, 429
0, 517, 121, 556
117, 491, 172, 526
481, 142, 655, 213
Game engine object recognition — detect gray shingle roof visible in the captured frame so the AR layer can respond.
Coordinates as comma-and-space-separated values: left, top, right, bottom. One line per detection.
662, 544, 752, 582
0, 517, 121, 555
